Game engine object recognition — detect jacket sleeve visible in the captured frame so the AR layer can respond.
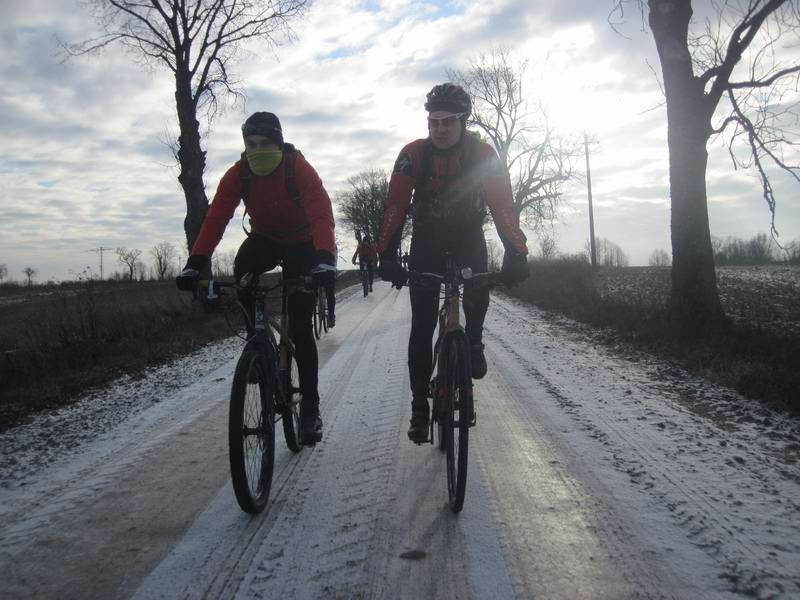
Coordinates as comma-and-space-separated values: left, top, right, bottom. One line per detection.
351, 246, 360, 262
378, 143, 417, 256
478, 144, 528, 255
191, 164, 242, 258
295, 156, 337, 256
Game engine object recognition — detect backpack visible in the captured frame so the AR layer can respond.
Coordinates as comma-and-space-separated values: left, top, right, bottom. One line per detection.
239, 143, 306, 237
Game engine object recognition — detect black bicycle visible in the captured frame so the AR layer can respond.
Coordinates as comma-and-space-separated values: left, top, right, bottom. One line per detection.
199, 270, 311, 514
405, 259, 501, 513
359, 262, 370, 297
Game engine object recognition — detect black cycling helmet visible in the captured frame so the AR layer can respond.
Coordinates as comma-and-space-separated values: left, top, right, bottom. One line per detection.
241, 112, 284, 147
424, 83, 472, 119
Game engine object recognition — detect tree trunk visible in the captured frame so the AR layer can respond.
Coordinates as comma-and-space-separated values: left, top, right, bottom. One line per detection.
174, 69, 208, 256
649, 0, 726, 330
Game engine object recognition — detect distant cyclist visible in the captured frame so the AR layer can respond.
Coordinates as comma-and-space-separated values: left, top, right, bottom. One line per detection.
377, 83, 529, 442
351, 234, 378, 292
176, 111, 336, 445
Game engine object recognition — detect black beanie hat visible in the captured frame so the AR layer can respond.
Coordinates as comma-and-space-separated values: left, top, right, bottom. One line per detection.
242, 112, 284, 147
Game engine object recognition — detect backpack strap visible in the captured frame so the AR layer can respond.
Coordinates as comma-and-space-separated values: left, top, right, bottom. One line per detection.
239, 152, 253, 236
412, 139, 433, 202
282, 143, 302, 208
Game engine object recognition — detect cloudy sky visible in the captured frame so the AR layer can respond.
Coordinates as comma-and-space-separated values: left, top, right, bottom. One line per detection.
1, 0, 798, 282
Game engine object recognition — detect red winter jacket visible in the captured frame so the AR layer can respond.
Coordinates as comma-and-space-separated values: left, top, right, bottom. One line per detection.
191, 153, 336, 258
352, 243, 378, 264
378, 136, 527, 256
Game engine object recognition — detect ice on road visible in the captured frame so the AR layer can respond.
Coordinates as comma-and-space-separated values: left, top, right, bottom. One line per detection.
1, 282, 799, 599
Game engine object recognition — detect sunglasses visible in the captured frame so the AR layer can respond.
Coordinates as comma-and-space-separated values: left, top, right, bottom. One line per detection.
428, 113, 464, 128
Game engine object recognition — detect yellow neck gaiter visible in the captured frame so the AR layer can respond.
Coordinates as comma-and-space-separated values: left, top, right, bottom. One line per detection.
247, 150, 283, 176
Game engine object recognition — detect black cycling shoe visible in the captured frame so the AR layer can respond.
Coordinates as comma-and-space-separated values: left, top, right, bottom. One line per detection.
299, 412, 323, 445
407, 411, 430, 443
328, 313, 336, 328
471, 343, 487, 379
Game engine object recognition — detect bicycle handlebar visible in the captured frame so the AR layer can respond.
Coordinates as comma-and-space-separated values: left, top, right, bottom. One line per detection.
405, 268, 504, 288
197, 274, 314, 296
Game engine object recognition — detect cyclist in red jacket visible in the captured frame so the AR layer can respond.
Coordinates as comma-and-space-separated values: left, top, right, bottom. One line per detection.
177, 111, 336, 445
377, 84, 529, 442
351, 235, 378, 291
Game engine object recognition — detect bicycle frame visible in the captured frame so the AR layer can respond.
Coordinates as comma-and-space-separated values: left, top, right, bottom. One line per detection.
205, 273, 310, 404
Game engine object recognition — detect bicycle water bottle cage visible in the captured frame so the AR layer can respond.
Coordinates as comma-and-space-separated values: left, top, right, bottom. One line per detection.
239, 272, 255, 288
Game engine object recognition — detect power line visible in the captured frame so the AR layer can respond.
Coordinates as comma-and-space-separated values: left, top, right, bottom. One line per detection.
88, 246, 114, 280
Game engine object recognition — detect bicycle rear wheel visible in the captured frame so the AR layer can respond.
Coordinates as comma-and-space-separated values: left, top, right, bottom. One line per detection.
317, 288, 328, 333
312, 300, 322, 340
442, 334, 472, 513
280, 350, 303, 453
229, 349, 275, 514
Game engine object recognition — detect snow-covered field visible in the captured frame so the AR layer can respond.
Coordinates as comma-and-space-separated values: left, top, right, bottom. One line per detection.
595, 264, 800, 336
0, 283, 798, 599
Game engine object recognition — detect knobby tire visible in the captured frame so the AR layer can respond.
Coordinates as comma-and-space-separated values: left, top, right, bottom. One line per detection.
229, 349, 275, 514
442, 333, 472, 513
280, 350, 303, 453
318, 288, 328, 334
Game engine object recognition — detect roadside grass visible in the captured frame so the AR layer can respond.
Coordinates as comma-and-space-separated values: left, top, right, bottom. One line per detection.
0, 272, 360, 432
509, 259, 800, 415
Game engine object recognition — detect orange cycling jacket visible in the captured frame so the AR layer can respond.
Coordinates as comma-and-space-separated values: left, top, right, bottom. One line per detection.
377, 137, 528, 256
191, 154, 336, 258
352, 243, 378, 264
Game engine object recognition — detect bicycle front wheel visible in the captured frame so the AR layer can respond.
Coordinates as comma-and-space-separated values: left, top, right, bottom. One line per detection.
361, 271, 369, 297
442, 334, 472, 513
280, 351, 303, 453
229, 349, 275, 514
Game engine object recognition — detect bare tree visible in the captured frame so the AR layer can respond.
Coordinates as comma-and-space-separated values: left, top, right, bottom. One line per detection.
0, 263, 7, 282
588, 237, 629, 268
336, 168, 392, 245
611, 0, 800, 327
448, 47, 580, 231
22, 267, 37, 287
212, 249, 237, 277
64, 0, 310, 256
784, 238, 800, 264
537, 230, 559, 260
649, 248, 672, 266
116, 247, 143, 281
486, 239, 502, 272
149, 241, 177, 281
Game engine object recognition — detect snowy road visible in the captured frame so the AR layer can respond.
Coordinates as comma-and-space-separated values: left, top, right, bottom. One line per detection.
1, 282, 799, 599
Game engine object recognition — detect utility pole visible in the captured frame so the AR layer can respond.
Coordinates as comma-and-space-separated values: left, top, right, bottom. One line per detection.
584, 133, 597, 268
88, 247, 114, 280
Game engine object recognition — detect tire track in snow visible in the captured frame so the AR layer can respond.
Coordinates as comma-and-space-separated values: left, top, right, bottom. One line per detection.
485, 294, 800, 598
221, 286, 410, 599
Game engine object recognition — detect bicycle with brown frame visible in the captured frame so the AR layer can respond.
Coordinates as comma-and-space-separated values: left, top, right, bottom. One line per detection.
403, 255, 502, 513
197, 268, 312, 514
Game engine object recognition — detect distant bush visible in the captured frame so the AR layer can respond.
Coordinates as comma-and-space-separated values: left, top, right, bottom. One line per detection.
712, 232, 781, 265
511, 255, 600, 318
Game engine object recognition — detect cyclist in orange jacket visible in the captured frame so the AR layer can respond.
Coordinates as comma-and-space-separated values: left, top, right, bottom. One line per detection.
177, 111, 336, 445
377, 84, 529, 442
351, 235, 378, 291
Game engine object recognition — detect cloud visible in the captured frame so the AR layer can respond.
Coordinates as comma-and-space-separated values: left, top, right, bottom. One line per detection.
0, 0, 797, 279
